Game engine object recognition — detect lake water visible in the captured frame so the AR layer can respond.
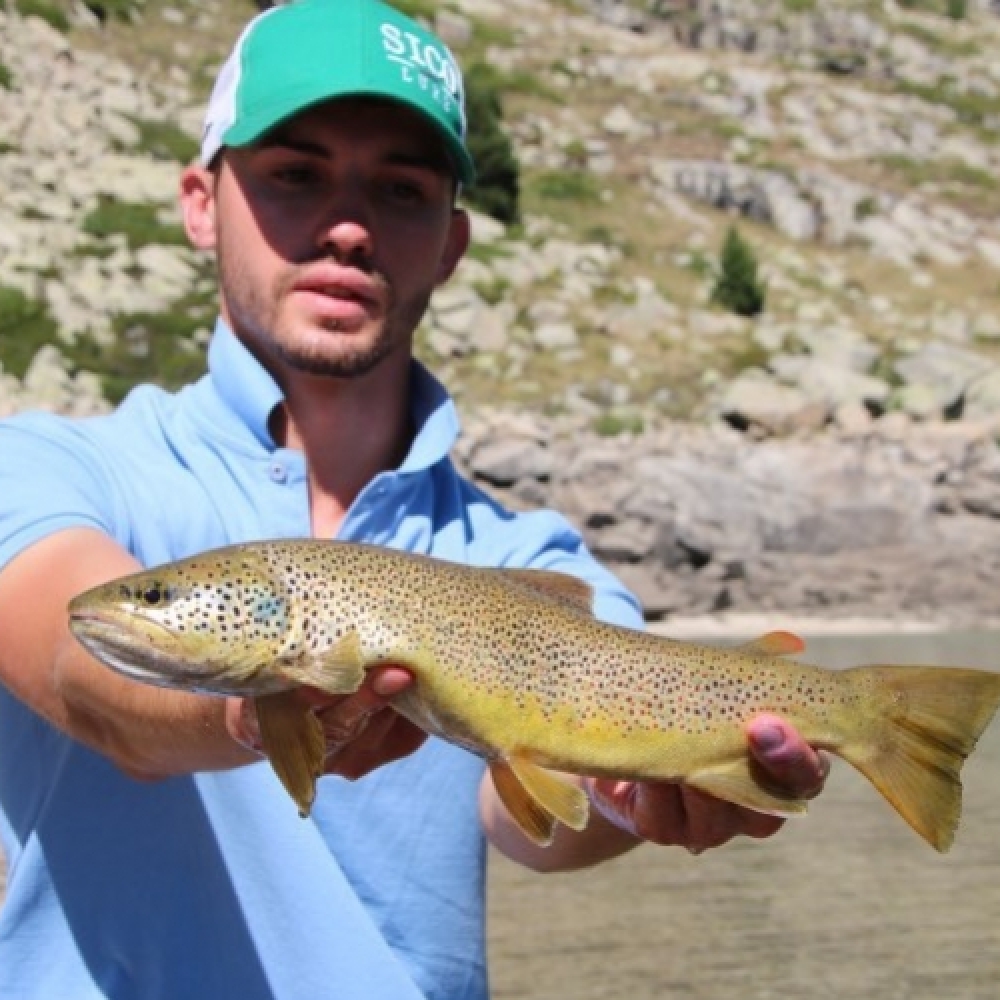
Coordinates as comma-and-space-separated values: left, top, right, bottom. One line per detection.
1, 632, 998, 997
488, 631, 1000, 1000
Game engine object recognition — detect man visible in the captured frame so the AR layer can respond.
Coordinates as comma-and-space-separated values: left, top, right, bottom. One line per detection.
0, 1, 826, 997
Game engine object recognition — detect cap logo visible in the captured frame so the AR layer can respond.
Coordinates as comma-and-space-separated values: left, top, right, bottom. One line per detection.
379, 22, 465, 130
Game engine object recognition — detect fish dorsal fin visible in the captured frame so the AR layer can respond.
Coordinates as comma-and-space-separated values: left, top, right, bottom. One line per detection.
738, 630, 806, 657
278, 628, 367, 696
489, 754, 590, 846
255, 691, 326, 817
501, 569, 595, 614
686, 757, 809, 819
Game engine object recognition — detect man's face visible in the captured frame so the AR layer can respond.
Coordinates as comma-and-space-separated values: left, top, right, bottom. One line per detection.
182, 99, 469, 381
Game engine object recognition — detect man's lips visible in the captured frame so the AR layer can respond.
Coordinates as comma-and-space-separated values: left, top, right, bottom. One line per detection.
293, 267, 380, 305
291, 269, 382, 326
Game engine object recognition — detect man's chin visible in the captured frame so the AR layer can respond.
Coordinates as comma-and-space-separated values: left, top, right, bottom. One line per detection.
274, 336, 393, 379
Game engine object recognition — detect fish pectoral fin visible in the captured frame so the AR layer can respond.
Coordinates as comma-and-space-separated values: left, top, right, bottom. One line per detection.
686, 758, 809, 818
490, 759, 557, 846
500, 569, 595, 614
490, 756, 590, 847
737, 630, 806, 657
508, 755, 590, 833
254, 692, 325, 818
279, 628, 367, 696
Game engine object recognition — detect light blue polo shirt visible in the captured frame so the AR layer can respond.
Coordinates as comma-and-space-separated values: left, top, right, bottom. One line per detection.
0, 321, 643, 1000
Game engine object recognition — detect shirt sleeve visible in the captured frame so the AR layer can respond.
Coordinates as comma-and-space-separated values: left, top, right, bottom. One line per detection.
0, 414, 120, 572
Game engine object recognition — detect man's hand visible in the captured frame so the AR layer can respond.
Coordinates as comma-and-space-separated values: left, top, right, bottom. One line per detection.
588, 713, 830, 853
225, 666, 426, 781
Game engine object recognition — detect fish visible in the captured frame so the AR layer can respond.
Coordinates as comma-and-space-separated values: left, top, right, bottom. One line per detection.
67, 539, 1000, 852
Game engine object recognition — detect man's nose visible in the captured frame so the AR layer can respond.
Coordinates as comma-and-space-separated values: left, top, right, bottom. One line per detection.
317, 203, 375, 265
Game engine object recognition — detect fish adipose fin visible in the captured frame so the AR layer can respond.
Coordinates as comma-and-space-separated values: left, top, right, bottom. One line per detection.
490, 755, 590, 846
686, 758, 810, 818
738, 631, 806, 657
837, 665, 1000, 852
500, 569, 595, 614
279, 629, 367, 696
255, 691, 325, 817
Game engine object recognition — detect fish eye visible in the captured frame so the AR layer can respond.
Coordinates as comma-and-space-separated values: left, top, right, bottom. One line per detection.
139, 582, 176, 607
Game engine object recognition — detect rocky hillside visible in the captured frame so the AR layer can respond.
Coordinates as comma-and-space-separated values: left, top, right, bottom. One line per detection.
3, 0, 1000, 621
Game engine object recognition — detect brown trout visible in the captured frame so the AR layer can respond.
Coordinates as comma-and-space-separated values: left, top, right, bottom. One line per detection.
68, 539, 1000, 851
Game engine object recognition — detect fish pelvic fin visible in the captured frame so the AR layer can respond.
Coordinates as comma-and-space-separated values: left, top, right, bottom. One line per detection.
738, 630, 806, 657
490, 755, 590, 846
278, 629, 367, 696
686, 757, 810, 818
255, 691, 325, 817
501, 569, 595, 614
838, 665, 1000, 853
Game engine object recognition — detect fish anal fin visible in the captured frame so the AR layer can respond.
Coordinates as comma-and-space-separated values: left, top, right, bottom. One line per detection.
255, 692, 325, 817
686, 758, 809, 818
738, 630, 806, 657
279, 628, 366, 696
508, 754, 590, 833
501, 569, 595, 614
490, 759, 557, 846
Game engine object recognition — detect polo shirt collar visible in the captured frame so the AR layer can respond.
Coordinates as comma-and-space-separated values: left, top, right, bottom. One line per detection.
206, 319, 459, 473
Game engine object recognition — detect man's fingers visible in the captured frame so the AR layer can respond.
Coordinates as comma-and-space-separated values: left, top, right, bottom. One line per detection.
225, 697, 265, 755
677, 785, 784, 847
747, 714, 830, 799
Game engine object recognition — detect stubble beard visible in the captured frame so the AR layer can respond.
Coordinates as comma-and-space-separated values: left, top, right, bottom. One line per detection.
219, 249, 430, 380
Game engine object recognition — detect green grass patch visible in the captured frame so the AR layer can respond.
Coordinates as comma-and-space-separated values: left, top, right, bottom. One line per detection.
855, 195, 879, 220
897, 80, 1000, 128
781, 0, 816, 13
127, 117, 199, 163
82, 0, 147, 22
471, 276, 510, 306
82, 196, 187, 252
464, 61, 563, 104
532, 169, 600, 203
0, 285, 60, 379
470, 18, 515, 48
14, 0, 70, 33
877, 154, 999, 191
68, 286, 214, 404
0, 61, 12, 91
593, 411, 644, 437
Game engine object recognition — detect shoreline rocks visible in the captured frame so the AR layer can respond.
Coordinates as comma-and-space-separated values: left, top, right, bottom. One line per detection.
457, 410, 1000, 626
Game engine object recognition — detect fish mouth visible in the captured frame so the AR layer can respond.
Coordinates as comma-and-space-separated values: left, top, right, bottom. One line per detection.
68, 607, 217, 693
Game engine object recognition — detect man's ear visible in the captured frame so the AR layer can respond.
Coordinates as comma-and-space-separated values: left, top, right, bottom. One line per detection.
435, 208, 471, 286
179, 164, 218, 251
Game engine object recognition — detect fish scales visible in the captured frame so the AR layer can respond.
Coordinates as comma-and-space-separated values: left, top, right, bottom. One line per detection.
68, 539, 1000, 851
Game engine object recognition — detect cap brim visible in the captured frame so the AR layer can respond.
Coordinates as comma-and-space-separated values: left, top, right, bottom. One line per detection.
223, 89, 476, 187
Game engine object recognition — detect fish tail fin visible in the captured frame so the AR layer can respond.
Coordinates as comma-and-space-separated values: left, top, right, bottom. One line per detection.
838, 666, 1000, 852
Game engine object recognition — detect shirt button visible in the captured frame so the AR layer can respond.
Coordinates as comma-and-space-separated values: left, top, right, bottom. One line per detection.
269, 461, 287, 484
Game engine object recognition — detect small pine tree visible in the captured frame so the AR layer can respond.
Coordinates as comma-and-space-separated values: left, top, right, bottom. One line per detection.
462, 63, 521, 226
711, 226, 766, 317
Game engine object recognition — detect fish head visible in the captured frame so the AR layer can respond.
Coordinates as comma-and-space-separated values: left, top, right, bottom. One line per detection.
68, 549, 296, 697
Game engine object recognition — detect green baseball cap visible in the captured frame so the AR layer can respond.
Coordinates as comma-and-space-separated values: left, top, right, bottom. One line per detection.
201, 0, 475, 185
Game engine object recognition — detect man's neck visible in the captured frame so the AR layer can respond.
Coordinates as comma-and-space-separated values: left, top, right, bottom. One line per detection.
270, 364, 413, 539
